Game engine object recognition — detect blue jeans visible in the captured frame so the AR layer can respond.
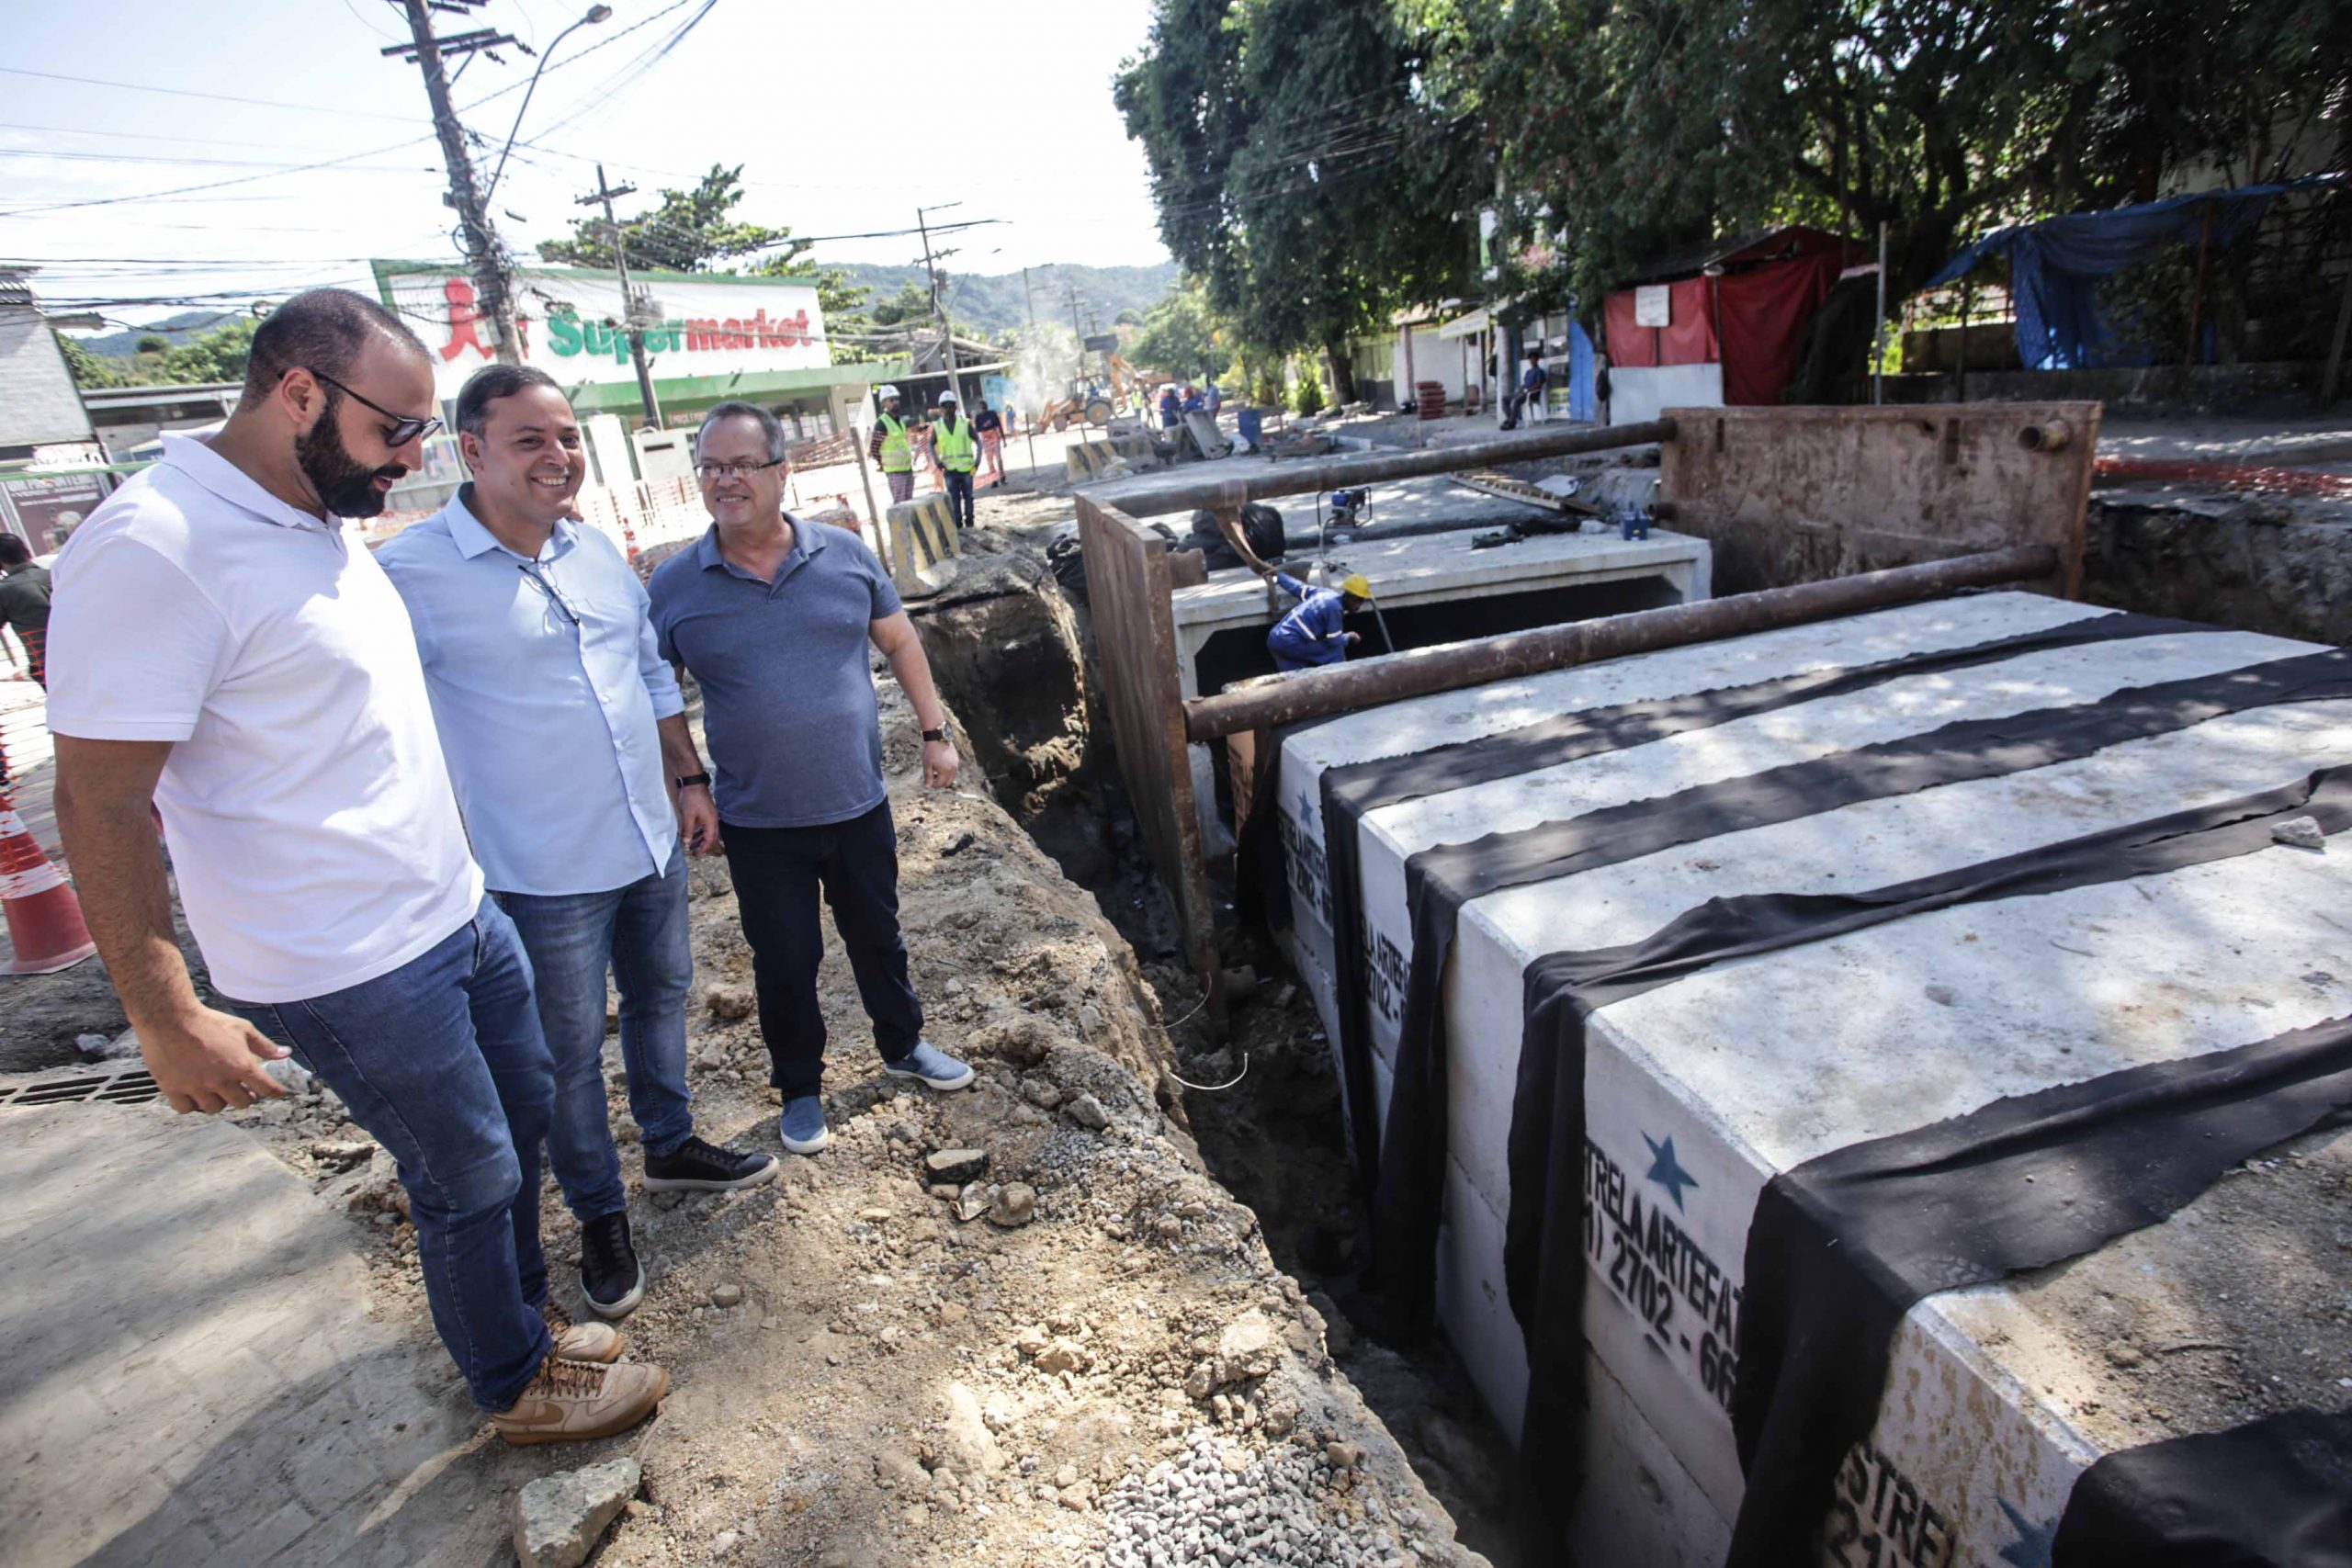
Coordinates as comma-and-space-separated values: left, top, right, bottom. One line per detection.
943, 468, 975, 529
495, 850, 695, 1221
220, 897, 555, 1411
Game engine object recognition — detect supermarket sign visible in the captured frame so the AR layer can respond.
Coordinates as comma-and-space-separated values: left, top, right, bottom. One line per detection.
376, 263, 829, 401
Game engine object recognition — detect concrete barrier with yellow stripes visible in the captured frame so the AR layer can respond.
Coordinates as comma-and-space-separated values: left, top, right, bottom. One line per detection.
887, 493, 962, 599
1065, 440, 1128, 483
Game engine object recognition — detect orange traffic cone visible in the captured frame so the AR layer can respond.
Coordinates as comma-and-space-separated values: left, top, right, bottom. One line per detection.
0, 802, 96, 975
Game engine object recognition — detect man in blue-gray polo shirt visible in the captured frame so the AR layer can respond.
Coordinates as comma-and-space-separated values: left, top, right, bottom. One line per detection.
380, 366, 775, 1323
648, 400, 974, 1156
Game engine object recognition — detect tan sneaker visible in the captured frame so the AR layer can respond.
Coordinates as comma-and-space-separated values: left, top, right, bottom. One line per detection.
542, 1297, 623, 1364
491, 1355, 669, 1446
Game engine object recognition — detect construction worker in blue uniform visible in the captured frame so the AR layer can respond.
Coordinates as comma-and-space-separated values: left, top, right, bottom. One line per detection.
1259, 566, 1373, 671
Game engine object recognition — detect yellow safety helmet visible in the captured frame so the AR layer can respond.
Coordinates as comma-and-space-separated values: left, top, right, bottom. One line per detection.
1340, 574, 1373, 599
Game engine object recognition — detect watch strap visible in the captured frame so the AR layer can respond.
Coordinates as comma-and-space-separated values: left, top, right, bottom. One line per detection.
674, 772, 711, 789
922, 727, 949, 742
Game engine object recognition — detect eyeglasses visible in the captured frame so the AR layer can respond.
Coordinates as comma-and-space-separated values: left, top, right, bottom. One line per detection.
693, 457, 786, 481
517, 561, 581, 626
309, 370, 444, 446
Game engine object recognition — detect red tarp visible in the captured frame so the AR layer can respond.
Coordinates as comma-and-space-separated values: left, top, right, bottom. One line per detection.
1714, 251, 1845, 405
1603, 277, 1719, 368
1603, 227, 1856, 403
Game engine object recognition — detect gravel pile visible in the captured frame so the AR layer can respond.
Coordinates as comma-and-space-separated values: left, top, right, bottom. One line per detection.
1097, 1429, 1405, 1568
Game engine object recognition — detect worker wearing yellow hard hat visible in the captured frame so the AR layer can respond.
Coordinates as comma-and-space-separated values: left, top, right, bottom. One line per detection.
1259, 564, 1374, 671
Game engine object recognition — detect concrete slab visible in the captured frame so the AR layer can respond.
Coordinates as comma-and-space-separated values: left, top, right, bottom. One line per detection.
0, 1104, 513, 1567
1266, 588, 2352, 1562
1170, 525, 1709, 661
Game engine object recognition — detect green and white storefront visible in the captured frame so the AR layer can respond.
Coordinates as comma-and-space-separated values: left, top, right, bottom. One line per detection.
371, 259, 902, 493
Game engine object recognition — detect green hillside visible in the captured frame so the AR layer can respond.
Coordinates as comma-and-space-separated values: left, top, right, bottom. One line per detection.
829, 261, 1178, 337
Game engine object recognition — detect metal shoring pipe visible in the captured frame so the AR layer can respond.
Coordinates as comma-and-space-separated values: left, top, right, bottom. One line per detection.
1182, 543, 2060, 741
1114, 418, 1679, 519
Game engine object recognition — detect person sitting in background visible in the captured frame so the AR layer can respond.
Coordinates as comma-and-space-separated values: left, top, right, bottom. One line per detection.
1258, 567, 1373, 671
1181, 384, 1205, 414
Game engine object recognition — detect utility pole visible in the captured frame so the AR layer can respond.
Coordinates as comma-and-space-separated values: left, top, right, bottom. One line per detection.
580, 164, 662, 429
915, 202, 962, 410
388, 0, 522, 366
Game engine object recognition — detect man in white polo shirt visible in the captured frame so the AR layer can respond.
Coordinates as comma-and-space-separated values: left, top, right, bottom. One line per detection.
47, 288, 666, 1446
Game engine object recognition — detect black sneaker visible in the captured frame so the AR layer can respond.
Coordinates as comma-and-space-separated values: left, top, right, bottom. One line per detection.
579, 1209, 645, 1322
643, 1134, 779, 1193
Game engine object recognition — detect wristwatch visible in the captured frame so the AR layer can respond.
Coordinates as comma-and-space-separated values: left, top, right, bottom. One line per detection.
921, 725, 951, 743
674, 772, 710, 789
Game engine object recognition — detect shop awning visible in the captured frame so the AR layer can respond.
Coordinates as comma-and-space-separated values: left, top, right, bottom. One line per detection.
1435, 308, 1490, 340
566, 361, 899, 414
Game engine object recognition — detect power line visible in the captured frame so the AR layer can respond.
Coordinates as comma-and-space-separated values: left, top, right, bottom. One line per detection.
0, 64, 427, 123
0, 136, 438, 219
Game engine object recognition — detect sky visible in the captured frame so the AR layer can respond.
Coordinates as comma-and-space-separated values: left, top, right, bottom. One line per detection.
0, 0, 1173, 333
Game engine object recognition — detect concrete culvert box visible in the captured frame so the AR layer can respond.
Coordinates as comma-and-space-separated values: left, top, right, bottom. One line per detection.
1269, 589, 2352, 1564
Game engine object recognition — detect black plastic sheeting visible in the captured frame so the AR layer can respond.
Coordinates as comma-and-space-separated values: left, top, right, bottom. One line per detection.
1734, 1007, 2352, 1567
1378, 647, 2352, 1345
1508, 769, 2352, 1562
2053, 1407, 2352, 1567
1307, 608, 2199, 1202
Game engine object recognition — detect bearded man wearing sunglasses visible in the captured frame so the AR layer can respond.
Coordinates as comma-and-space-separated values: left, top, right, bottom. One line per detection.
47, 289, 669, 1447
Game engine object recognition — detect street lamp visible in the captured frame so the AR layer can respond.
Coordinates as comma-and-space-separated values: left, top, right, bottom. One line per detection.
483, 4, 613, 204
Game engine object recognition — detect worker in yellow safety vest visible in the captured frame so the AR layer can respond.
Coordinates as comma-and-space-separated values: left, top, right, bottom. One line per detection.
868, 384, 916, 503
930, 390, 978, 530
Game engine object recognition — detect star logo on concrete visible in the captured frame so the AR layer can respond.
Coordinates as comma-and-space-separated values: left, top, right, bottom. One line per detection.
1642, 1132, 1699, 1213
1996, 1497, 2059, 1568
1296, 788, 1317, 827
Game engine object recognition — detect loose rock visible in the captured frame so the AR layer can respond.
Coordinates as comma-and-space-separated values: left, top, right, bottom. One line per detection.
704, 984, 755, 1021
514, 1457, 640, 1568
2273, 815, 2327, 852
925, 1148, 990, 1185
989, 1182, 1037, 1228
1064, 1093, 1110, 1131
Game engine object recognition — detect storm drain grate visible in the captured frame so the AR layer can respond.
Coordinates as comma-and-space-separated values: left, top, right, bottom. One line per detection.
0, 1065, 163, 1108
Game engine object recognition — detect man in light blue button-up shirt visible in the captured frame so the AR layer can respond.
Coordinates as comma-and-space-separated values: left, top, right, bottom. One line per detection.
380, 366, 775, 1323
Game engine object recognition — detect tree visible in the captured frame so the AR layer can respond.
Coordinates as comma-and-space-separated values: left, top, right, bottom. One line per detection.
537, 164, 805, 273
1117, 0, 1478, 401
58, 334, 126, 389
867, 282, 936, 329
1128, 279, 1229, 382
156, 318, 258, 385
1406, 0, 2352, 310
135, 334, 170, 355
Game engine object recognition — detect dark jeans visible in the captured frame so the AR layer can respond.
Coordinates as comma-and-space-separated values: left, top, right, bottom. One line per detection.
221, 897, 555, 1410
722, 801, 922, 1100
495, 848, 695, 1221
943, 468, 975, 529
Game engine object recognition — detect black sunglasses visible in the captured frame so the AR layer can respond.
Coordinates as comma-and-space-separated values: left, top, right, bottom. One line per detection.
309, 369, 444, 446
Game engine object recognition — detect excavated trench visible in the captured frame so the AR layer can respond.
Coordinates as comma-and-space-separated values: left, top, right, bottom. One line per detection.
911, 520, 1526, 1566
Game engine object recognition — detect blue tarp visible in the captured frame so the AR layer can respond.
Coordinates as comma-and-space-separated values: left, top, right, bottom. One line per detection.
1923, 175, 2339, 370
1567, 320, 1596, 422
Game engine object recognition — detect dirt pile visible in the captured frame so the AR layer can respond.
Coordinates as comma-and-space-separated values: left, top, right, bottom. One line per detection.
131, 649, 1488, 1567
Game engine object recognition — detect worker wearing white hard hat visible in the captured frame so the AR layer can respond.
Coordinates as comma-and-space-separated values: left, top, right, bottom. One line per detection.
868, 385, 915, 502
930, 392, 978, 531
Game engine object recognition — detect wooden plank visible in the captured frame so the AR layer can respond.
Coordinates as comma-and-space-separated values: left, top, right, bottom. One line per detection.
1075, 494, 1225, 1023
1656, 402, 2099, 598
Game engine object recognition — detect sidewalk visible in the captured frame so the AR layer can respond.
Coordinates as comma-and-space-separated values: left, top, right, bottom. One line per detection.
0, 1103, 516, 1565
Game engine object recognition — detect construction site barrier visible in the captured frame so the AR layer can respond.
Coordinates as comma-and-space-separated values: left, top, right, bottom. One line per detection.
1065, 440, 1130, 483
0, 667, 96, 975
887, 494, 962, 600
